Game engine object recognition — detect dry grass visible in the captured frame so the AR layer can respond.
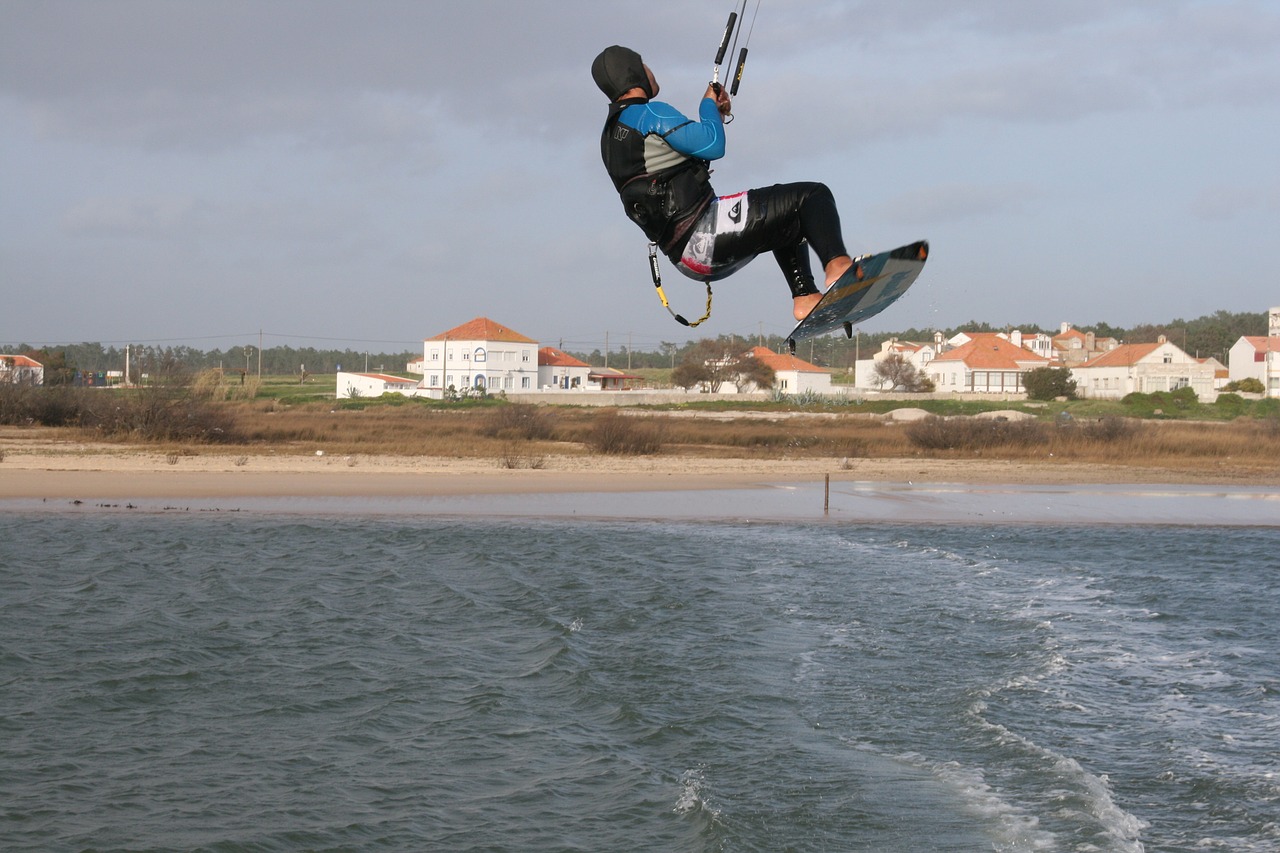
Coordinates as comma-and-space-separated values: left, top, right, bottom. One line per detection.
11, 398, 1278, 479
904, 414, 1280, 474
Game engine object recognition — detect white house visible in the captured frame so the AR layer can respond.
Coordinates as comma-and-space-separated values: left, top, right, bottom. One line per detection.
747, 346, 833, 394
928, 333, 1050, 394
1070, 336, 1215, 399
337, 372, 421, 399
538, 347, 592, 390
0, 354, 44, 385
1227, 307, 1280, 396
422, 317, 540, 397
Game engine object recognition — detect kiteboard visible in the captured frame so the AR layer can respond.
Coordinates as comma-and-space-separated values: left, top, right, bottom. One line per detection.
785, 240, 929, 353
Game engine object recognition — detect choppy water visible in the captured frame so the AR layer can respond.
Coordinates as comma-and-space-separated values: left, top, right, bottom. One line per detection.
2, 509, 1277, 851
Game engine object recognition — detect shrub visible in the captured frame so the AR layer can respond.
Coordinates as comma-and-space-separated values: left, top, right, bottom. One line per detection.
1224, 377, 1264, 394
1023, 367, 1077, 401
482, 403, 556, 440
905, 416, 1047, 451
584, 410, 664, 455
1078, 415, 1137, 442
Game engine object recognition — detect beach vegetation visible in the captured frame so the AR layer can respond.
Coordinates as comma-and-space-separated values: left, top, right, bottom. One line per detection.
581, 410, 664, 455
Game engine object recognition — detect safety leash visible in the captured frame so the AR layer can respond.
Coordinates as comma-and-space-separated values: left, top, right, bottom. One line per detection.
648, 243, 712, 327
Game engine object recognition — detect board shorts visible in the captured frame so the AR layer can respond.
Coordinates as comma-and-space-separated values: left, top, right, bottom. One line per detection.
675, 182, 848, 298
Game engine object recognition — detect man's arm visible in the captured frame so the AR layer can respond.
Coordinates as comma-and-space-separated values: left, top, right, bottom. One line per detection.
625, 89, 728, 162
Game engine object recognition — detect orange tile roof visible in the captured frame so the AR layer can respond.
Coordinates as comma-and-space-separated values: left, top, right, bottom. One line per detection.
356, 373, 417, 384
932, 333, 1049, 370
747, 345, 830, 373
1078, 341, 1163, 368
538, 347, 590, 368
0, 354, 42, 368
427, 317, 537, 343
1241, 335, 1277, 353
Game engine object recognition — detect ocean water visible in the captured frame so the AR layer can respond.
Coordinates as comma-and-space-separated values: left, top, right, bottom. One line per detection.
2, 506, 1278, 851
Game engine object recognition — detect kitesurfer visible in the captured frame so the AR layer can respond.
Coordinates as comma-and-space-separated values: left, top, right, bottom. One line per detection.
592, 44, 856, 321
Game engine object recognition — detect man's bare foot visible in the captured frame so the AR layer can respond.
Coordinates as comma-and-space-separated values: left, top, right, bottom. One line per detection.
823, 255, 854, 287
793, 292, 823, 321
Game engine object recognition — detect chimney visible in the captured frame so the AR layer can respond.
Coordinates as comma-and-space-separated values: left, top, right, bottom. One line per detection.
1060, 321, 1073, 335
1011, 330, 1022, 348
1085, 331, 1095, 351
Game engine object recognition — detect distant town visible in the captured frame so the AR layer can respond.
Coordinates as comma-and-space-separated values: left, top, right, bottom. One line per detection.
4, 306, 1278, 401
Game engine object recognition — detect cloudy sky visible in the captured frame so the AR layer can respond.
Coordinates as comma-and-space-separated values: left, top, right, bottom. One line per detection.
3, 0, 1277, 356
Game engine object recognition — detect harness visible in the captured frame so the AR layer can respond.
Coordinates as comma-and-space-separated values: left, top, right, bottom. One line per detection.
602, 101, 716, 326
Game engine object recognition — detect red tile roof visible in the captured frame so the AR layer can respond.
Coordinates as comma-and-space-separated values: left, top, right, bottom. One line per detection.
538, 347, 590, 368
0, 355, 42, 368
356, 373, 417, 384
427, 317, 537, 343
932, 333, 1049, 369
1240, 335, 1277, 354
1078, 341, 1163, 368
746, 346, 830, 374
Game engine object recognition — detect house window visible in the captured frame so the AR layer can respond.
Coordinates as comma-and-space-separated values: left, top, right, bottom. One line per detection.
522, 351, 530, 362
780, 379, 789, 390
431, 351, 440, 361
1163, 353, 1172, 364
521, 376, 531, 388
430, 374, 439, 387
474, 348, 487, 363
462, 351, 470, 361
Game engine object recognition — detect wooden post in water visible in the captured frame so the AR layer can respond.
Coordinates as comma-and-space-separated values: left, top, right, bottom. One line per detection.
824, 474, 830, 516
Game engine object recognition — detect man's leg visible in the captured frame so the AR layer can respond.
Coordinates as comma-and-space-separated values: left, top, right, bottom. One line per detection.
714, 182, 854, 319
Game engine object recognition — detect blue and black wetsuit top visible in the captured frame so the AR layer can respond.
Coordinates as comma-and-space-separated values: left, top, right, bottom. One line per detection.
600, 96, 726, 261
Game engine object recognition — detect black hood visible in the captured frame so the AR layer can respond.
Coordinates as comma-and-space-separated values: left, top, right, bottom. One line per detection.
591, 45, 652, 101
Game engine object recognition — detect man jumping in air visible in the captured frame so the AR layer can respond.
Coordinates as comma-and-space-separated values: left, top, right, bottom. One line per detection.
592, 44, 856, 321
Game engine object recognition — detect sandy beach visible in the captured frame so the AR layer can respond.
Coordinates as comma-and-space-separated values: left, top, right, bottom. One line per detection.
3, 433, 1276, 501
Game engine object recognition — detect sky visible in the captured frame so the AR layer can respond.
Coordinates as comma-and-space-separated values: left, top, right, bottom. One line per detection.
2, 0, 1278, 357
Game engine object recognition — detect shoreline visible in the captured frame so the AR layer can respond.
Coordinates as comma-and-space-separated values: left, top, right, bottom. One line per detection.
2, 445, 1276, 500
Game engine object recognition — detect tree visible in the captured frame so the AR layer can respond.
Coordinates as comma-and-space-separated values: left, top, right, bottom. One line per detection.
871, 353, 933, 392
27, 349, 77, 385
1023, 366, 1077, 400
669, 361, 707, 390
732, 355, 776, 392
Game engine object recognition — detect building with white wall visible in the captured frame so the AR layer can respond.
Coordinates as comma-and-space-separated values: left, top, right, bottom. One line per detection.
746, 346, 833, 395
422, 317, 539, 397
1227, 306, 1280, 397
1071, 336, 1215, 399
928, 333, 1049, 394
0, 354, 44, 385
538, 347, 592, 390
337, 372, 421, 399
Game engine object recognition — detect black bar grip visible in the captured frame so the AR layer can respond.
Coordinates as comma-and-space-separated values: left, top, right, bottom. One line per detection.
715, 12, 738, 65
730, 47, 748, 96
